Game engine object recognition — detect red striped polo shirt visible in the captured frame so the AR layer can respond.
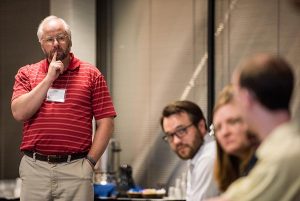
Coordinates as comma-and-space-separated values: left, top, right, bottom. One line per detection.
12, 53, 116, 155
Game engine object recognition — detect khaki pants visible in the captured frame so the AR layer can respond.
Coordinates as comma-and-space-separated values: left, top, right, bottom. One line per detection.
19, 155, 94, 201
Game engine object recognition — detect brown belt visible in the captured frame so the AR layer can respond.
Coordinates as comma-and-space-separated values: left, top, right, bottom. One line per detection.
23, 150, 88, 163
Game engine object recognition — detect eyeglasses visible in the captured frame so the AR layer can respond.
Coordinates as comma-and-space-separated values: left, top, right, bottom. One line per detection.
42, 34, 69, 45
162, 123, 194, 142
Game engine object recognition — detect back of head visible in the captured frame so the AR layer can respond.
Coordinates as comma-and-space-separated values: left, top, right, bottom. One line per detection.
160, 100, 207, 131
238, 54, 294, 111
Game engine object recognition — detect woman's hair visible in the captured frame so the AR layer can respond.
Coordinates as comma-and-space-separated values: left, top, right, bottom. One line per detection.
213, 84, 256, 192
213, 85, 234, 115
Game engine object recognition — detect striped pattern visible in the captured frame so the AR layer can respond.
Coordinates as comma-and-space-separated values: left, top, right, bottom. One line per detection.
12, 54, 116, 155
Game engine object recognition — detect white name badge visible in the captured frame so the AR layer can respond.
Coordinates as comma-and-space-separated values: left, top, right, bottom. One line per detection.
46, 88, 66, 103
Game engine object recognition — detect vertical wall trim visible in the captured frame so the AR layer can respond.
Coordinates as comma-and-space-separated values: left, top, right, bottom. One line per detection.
207, 0, 215, 125
96, 0, 112, 86
277, 0, 280, 55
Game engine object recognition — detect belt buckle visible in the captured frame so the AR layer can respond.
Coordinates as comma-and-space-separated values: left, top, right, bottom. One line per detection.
47, 155, 53, 163
46, 154, 71, 163
67, 155, 71, 163
47, 155, 58, 163
33, 152, 36, 161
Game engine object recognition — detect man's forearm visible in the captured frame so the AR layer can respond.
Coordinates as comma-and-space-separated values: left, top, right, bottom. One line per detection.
87, 117, 114, 164
11, 78, 53, 121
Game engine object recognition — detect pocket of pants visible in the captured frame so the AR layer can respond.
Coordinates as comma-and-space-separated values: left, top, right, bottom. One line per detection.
19, 156, 25, 178
81, 158, 94, 180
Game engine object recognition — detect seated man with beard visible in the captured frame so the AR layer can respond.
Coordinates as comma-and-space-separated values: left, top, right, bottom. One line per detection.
160, 100, 219, 201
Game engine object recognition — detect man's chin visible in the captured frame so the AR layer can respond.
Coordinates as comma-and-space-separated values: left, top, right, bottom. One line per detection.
177, 150, 191, 160
56, 52, 67, 61
48, 51, 69, 61
178, 155, 190, 160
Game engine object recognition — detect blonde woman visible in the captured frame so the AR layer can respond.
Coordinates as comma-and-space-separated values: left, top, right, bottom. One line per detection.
212, 84, 258, 192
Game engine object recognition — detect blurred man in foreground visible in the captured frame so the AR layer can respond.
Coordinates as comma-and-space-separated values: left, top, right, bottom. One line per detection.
207, 54, 300, 201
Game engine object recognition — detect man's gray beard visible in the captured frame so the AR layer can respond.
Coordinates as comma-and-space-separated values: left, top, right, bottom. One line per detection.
56, 52, 68, 61
45, 45, 71, 61
45, 51, 68, 61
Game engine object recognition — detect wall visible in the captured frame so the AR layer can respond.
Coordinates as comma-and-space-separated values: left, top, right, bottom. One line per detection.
111, 0, 208, 187
110, 0, 300, 188
215, 0, 300, 119
0, 0, 49, 179
50, 0, 96, 66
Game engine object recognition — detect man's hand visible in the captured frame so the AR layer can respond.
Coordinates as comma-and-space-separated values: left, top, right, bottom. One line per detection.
46, 51, 64, 82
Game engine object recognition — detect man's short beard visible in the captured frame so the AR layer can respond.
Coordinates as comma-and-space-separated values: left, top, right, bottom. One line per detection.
176, 129, 204, 160
176, 145, 194, 160
45, 50, 68, 61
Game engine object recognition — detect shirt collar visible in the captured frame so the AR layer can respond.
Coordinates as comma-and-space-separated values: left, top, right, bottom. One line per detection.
256, 119, 298, 159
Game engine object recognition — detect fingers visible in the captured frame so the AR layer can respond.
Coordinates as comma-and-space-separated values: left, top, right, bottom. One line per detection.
50, 52, 64, 74
46, 51, 65, 82
49, 55, 64, 76
56, 61, 64, 74
51, 61, 64, 74
52, 51, 57, 62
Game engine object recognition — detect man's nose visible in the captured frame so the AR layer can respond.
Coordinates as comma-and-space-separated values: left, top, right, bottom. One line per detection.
219, 124, 230, 137
172, 134, 182, 144
53, 38, 60, 46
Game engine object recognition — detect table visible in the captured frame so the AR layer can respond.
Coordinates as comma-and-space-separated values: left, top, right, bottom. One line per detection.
95, 198, 185, 201
0, 198, 184, 201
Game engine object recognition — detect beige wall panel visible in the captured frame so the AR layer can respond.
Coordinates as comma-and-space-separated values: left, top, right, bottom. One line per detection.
215, 0, 300, 120
0, 0, 49, 179
111, 0, 208, 187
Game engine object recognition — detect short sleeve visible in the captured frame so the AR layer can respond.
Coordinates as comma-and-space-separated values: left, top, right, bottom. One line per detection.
11, 65, 32, 101
91, 73, 116, 119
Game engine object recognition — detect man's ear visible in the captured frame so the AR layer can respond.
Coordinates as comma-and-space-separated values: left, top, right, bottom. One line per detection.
240, 88, 256, 109
197, 119, 207, 136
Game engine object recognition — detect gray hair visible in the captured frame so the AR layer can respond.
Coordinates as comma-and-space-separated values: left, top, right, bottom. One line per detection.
37, 15, 71, 42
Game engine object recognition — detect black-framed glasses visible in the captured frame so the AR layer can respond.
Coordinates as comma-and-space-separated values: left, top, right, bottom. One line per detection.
42, 34, 69, 45
162, 123, 194, 142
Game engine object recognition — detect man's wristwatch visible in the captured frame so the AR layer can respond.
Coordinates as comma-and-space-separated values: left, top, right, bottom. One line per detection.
86, 155, 97, 167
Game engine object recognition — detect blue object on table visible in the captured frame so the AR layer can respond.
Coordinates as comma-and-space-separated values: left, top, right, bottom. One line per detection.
94, 183, 117, 198
128, 186, 143, 193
